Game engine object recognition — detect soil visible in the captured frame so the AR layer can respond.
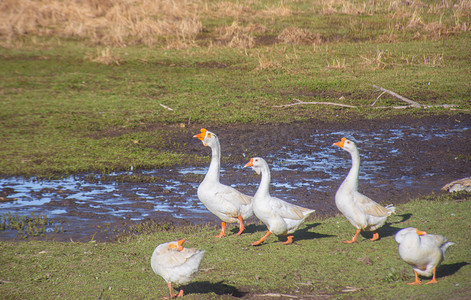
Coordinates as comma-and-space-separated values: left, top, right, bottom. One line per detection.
1, 113, 470, 242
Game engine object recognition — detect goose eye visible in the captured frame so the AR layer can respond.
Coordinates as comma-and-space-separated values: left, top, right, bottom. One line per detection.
207, 133, 211, 138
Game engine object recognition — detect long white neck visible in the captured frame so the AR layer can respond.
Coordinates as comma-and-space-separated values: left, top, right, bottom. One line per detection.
255, 163, 271, 198
204, 140, 221, 183
340, 148, 360, 191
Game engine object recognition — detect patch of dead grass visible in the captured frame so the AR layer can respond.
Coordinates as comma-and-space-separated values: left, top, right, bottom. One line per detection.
277, 27, 324, 45
215, 22, 268, 49
0, 0, 203, 48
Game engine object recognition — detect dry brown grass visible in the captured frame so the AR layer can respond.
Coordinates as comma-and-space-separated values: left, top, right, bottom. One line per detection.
89, 48, 121, 66
326, 57, 347, 69
0, 0, 469, 49
215, 21, 267, 49
277, 27, 323, 45
0, 0, 203, 48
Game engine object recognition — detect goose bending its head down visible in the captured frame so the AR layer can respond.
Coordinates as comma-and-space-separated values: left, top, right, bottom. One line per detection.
244, 157, 315, 246
193, 128, 253, 238
151, 239, 205, 298
333, 137, 395, 243
395, 227, 454, 285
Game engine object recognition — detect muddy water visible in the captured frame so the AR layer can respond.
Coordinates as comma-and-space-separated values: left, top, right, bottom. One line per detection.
1, 117, 470, 241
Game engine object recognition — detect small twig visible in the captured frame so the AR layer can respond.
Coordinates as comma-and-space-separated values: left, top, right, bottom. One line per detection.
255, 293, 299, 298
273, 98, 357, 108
0, 279, 14, 283
371, 91, 386, 106
373, 104, 459, 109
159, 103, 174, 111
372, 85, 421, 108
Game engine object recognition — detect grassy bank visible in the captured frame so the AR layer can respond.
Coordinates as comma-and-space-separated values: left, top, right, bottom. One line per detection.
1, 0, 470, 177
0, 193, 470, 299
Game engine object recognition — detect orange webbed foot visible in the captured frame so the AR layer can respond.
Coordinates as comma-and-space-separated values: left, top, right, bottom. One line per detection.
342, 229, 361, 243
370, 232, 379, 241
281, 235, 294, 245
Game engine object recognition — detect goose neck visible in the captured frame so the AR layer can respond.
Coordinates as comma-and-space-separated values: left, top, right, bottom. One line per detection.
205, 142, 221, 182
255, 164, 271, 197
344, 149, 360, 189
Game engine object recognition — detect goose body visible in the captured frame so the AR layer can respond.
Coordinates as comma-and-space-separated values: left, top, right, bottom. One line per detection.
151, 239, 205, 298
194, 128, 253, 237
395, 227, 454, 285
333, 137, 395, 243
245, 157, 315, 245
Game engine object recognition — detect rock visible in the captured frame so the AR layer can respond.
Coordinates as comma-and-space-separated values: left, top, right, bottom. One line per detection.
441, 177, 471, 193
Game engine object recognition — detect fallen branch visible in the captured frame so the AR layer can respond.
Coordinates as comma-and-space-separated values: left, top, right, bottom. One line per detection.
373, 104, 459, 109
273, 98, 357, 108
255, 293, 298, 298
372, 85, 421, 108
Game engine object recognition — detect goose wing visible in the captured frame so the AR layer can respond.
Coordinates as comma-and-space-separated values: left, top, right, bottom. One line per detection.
215, 185, 252, 206
353, 192, 391, 217
272, 197, 311, 220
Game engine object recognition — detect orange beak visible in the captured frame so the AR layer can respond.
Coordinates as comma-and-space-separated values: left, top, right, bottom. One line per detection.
193, 128, 207, 141
177, 238, 186, 251
333, 137, 347, 148
244, 158, 254, 168
416, 229, 427, 236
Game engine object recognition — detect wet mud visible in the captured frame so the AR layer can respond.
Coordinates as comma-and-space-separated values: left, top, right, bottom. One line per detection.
1, 114, 470, 242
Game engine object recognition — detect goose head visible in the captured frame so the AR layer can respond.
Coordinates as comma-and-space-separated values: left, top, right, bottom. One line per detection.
394, 227, 426, 244
166, 238, 186, 252
193, 128, 219, 147
333, 137, 357, 153
244, 157, 266, 175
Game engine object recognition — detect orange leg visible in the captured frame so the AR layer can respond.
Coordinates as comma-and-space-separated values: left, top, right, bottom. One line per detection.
281, 235, 294, 245
370, 231, 379, 241
342, 228, 361, 244
235, 215, 245, 236
425, 268, 438, 284
407, 270, 421, 285
215, 222, 226, 238
164, 282, 178, 299
251, 231, 272, 246
177, 288, 184, 297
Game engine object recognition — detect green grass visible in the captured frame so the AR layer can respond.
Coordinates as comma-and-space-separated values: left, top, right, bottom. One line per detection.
0, 193, 470, 299
1, 0, 471, 177
1, 34, 470, 176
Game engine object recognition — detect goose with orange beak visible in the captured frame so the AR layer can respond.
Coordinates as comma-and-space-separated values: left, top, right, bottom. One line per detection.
151, 239, 205, 298
333, 137, 395, 243
193, 128, 253, 237
395, 227, 454, 285
244, 157, 315, 246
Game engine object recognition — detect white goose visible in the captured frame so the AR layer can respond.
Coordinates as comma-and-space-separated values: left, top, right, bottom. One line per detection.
151, 239, 205, 298
395, 227, 454, 285
194, 128, 253, 237
244, 157, 315, 245
333, 137, 395, 243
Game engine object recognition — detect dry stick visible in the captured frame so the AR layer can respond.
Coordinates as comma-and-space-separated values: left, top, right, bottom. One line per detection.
159, 103, 174, 111
373, 104, 459, 109
273, 98, 357, 108
371, 84, 421, 108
